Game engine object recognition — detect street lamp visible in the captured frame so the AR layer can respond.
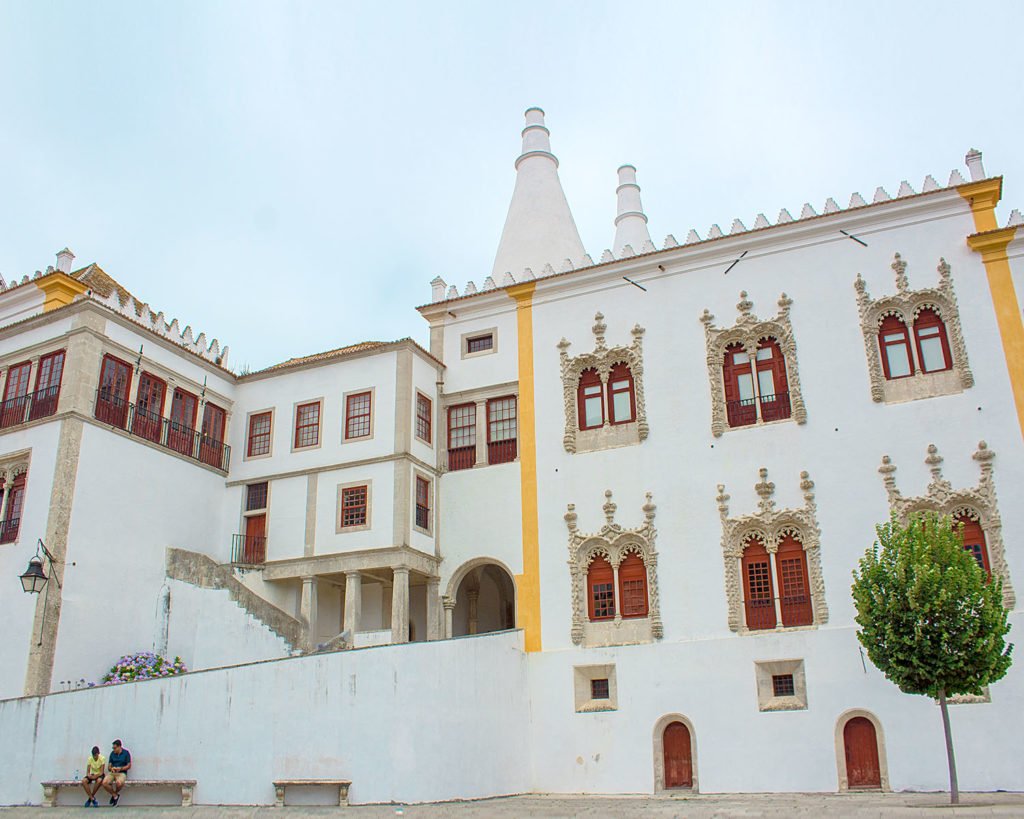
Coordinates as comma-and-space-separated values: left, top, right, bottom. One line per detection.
19, 555, 47, 593
19, 540, 62, 647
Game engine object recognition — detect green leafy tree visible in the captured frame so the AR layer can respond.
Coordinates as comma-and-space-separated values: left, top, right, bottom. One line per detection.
851, 512, 1012, 804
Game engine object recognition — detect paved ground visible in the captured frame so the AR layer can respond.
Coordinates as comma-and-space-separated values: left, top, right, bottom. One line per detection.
4, 793, 1024, 817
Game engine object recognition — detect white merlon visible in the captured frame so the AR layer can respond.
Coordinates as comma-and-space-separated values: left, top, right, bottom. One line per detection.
501, 272, 517, 286
619, 244, 635, 258
777, 209, 793, 224
600, 249, 614, 262
872, 187, 891, 203
430, 276, 447, 302
490, 108, 586, 280
708, 224, 723, 239
56, 248, 75, 273
823, 198, 840, 214
522, 268, 535, 280
663, 234, 678, 249
753, 214, 770, 229
849, 192, 867, 208
542, 263, 555, 276
965, 148, 986, 181
800, 203, 817, 219
464, 281, 478, 295
561, 258, 574, 272
686, 230, 701, 244
897, 181, 915, 197
580, 254, 594, 267
948, 169, 967, 186
922, 175, 940, 192
447, 285, 459, 299
730, 219, 746, 234
482, 276, 496, 291
1007, 209, 1024, 227
640, 239, 656, 253
613, 165, 652, 257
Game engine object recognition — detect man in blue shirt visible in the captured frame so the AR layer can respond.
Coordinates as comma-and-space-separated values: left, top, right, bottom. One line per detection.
102, 740, 131, 807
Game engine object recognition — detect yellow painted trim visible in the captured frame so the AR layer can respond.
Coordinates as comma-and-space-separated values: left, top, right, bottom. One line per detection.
959, 180, 1024, 440
34, 272, 88, 312
507, 281, 541, 652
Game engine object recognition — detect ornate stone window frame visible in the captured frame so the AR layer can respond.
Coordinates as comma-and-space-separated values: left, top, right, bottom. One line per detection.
855, 253, 973, 404
565, 490, 663, 647
0, 454, 30, 545
878, 440, 1014, 608
557, 312, 649, 454
700, 292, 807, 437
716, 468, 828, 634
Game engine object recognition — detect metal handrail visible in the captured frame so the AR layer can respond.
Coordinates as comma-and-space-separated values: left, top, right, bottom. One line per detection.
0, 385, 61, 430
231, 533, 267, 565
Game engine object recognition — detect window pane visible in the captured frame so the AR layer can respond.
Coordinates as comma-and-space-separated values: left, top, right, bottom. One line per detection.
738, 373, 755, 401
732, 351, 748, 365
584, 395, 603, 427
756, 347, 772, 361
772, 674, 795, 697
612, 389, 633, 422
757, 369, 776, 399
884, 343, 911, 377
919, 336, 947, 372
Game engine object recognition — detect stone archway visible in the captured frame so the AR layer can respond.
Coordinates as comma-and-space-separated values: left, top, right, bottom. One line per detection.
446, 558, 516, 638
834, 709, 890, 792
652, 714, 698, 792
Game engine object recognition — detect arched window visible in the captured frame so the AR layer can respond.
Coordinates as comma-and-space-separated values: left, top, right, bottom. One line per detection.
878, 315, 914, 380
742, 538, 776, 630
776, 535, 812, 627
723, 344, 756, 428
608, 363, 636, 424
0, 472, 25, 544
618, 552, 649, 618
587, 556, 615, 621
913, 308, 952, 373
577, 368, 604, 430
756, 337, 792, 422
956, 513, 990, 576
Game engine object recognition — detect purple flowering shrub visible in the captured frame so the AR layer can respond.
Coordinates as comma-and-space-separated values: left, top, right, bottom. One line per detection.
100, 652, 187, 685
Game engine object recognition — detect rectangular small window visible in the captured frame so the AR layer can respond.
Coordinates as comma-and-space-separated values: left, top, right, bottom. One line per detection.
345, 391, 372, 440
415, 476, 430, 531
294, 401, 320, 448
487, 396, 517, 464
447, 403, 476, 470
415, 393, 432, 444
757, 369, 776, 400
340, 485, 368, 528
246, 482, 268, 512
466, 334, 494, 354
247, 411, 272, 457
591, 582, 615, 619
590, 678, 610, 700
772, 674, 795, 698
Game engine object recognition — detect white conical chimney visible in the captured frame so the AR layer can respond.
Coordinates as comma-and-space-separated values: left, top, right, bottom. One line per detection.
490, 108, 586, 280
613, 165, 651, 257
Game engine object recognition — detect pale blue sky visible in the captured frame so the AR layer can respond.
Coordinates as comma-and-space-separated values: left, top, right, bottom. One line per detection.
2, 2, 1023, 370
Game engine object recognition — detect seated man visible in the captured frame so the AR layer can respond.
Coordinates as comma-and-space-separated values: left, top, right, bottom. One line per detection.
102, 740, 132, 807
81, 746, 105, 807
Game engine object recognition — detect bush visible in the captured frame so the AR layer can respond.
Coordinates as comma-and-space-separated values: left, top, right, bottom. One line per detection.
99, 652, 188, 685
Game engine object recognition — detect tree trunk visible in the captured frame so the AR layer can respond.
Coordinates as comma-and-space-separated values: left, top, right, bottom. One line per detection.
938, 687, 959, 804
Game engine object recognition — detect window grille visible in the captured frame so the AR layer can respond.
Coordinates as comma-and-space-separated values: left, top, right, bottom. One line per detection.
590, 678, 610, 699
415, 394, 432, 443
772, 674, 795, 697
341, 485, 368, 528
466, 334, 493, 354
247, 412, 272, 456
294, 402, 320, 448
345, 392, 372, 439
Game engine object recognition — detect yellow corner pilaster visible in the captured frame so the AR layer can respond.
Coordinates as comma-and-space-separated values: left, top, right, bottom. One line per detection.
507, 281, 542, 652
34, 272, 88, 312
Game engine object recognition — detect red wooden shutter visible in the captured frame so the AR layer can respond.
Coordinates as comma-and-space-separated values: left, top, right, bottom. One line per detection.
200, 403, 227, 467
168, 388, 198, 455
956, 514, 990, 576
913, 308, 952, 373
0, 361, 31, 428
618, 552, 648, 618
742, 539, 776, 629
587, 556, 615, 621
607, 363, 635, 424
776, 535, 812, 626
723, 345, 756, 427
878, 315, 914, 379
132, 372, 166, 442
756, 338, 791, 422
95, 355, 132, 428
29, 350, 65, 420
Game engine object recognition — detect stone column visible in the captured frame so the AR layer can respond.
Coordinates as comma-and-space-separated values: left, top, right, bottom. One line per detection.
300, 576, 318, 649
768, 553, 784, 628
442, 595, 455, 639
426, 578, 441, 640
467, 587, 480, 635
474, 400, 487, 466
391, 567, 410, 644
343, 571, 362, 638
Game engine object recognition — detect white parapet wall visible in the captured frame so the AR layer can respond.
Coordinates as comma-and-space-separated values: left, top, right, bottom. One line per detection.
0, 630, 529, 806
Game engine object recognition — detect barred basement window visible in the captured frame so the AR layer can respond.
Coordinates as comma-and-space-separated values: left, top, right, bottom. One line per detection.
772, 674, 795, 697
590, 678, 610, 700
466, 333, 494, 354
340, 485, 368, 528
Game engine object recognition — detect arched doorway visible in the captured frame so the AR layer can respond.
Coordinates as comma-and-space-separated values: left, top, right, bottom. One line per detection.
835, 710, 888, 791
448, 560, 516, 637
652, 714, 697, 792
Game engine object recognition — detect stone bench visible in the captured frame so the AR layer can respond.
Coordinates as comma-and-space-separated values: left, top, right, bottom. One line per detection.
272, 779, 351, 807
41, 779, 196, 807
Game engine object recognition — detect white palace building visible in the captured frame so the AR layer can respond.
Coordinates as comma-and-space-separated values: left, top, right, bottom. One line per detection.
2, 109, 1024, 805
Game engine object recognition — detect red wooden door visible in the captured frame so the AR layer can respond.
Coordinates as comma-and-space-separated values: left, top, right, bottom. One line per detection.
723, 345, 756, 427
663, 722, 692, 788
133, 372, 166, 442
844, 717, 881, 789
199, 403, 226, 468
168, 388, 198, 455
742, 539, 776, 630
244, 514, 266, 563
30, 350, 65, 419
776, 535, 813, 627
1, 361, 32, 428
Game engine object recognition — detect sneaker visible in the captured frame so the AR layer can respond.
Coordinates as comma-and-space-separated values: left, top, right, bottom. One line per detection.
109, 796, 116, 806
112, 794, 119, 807
91, 799, 99, 807
84, 799, 92, 807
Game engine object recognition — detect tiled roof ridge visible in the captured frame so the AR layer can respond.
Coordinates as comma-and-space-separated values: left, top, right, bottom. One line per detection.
421, 170, 1011, 309
247, 336, 442, 377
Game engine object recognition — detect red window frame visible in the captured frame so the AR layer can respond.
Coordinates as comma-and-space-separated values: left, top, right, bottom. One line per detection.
755, 337, 792, 422
447, 403, 476, 470
247, 411, 272, 457
199, 402, 227, 468
168, 387, 199, 456
607, 363, 636, 425
414, 476, 430, 531
340, 485, 368, 528
415, 394, 432, 444
618, 551, 649, 618
486, 395, 517, 464
577, 368, 604, 430
0, 472, 25, 544
742, 538, 776, 630
587, 556, 615, 621
878, 314, 915, 380
913, 308, 952, 373
776, 535, 812, 627
29, 350, 65, 420
0, 361, 32, 429
956, 513, 990, 577
466, 334, 494, 354
294, 401, 320, 449
345, 391, 372, 440
723, 344, 757, 428
95, 354, 132, 429
132, 371, 166, 442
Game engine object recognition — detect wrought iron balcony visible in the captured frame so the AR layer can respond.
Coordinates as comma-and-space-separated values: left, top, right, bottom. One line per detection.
231, 533, 267, 565
758, 391, 792, 423
0, 517, 20, 544
94, 389, 231, 471
0, 385, 61, 430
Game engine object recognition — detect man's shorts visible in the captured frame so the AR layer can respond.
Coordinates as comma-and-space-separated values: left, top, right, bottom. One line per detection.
102, 773, 126, 788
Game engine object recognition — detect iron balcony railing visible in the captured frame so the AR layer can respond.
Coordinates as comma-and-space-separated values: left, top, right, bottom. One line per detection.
231, 533, 267, 565
415, 503, 429, 530
758, 391, 792, 423
94, 389, 231, 471
742, 594, 814, 630
0, 517, 20, 544
0, 385, 61, 430
726, 391, 792, 428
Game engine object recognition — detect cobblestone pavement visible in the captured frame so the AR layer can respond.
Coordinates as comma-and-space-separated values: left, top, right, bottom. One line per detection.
4, 792, 1024, 817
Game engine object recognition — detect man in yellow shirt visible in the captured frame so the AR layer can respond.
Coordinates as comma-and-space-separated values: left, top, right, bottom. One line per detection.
82, 746, 105, 807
